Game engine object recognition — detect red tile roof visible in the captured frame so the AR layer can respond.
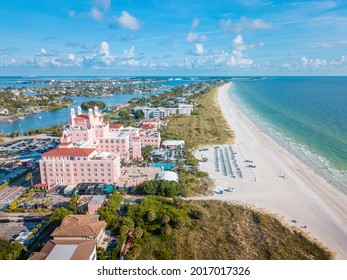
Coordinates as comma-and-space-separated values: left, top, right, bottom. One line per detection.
109, 123, 123, 129
51, 215, 106, 238
42, 148, 96, 157
76, 114, 89, 119
34, 183, 48, 188
140, 124, 155, 130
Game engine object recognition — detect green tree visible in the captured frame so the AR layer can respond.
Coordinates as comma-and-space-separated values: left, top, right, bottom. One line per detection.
147, 209, 156, 222
142, 181, 158, 195
25, 172, 34, 188
133, 227, 144, 239
162, 215, 170, 224
0, 238, 22, 260
118, 110, 130, 122
81, 100, 106, 111
141, 145, 153, 161
9, 131, 19, 138
68, 195, 80, 213
133, 109, 144, 120
50, 208, 72, 224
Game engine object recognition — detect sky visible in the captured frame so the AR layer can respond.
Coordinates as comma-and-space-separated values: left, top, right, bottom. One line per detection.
0, 0, 347, 76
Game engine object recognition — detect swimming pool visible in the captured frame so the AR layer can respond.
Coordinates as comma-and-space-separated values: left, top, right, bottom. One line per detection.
153, 163, 176, 170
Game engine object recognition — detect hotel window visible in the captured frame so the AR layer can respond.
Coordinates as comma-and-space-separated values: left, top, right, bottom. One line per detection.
101, 168, 104, 172
67, 169, 70, 172
94, 168, 97, 171
107, 173, 111, 176
107, 168, 111, 171
101, 179, 105, 182
74, 173, 77, 176
107, 164, 110, 167
100, 164, 104, 167
87, 164, 90, 167
81, 173, 84, 176
67, 174, 70, 177
108, 179, 111, 182
94, 173, 98, 176
74, 168, 77, 171
101, 173, 104, 177
81, 163, 84, 166
87, 168, 91, 172
82, 179, 85, 182
81, 168, 84, 171
88, 173, 91, 176
88, 179, 91, 182
49, 173, 53, 177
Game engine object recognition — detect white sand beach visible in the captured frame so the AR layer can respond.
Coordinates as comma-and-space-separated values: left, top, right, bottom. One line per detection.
194, 83, 347, 259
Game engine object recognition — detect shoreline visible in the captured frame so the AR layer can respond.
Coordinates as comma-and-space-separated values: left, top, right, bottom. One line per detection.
195, 83, 347, 259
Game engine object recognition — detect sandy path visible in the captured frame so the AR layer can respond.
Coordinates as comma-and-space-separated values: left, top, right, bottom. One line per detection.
194, 83, 347, 259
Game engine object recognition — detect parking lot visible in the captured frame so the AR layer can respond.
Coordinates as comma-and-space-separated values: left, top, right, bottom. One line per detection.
0, 219, 40, 240
0, 137, 59, 159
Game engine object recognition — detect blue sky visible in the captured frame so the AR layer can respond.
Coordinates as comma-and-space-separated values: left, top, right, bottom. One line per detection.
0, 0, 347, 76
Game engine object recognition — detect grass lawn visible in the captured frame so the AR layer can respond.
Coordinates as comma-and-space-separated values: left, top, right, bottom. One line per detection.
162, 85, 234, 149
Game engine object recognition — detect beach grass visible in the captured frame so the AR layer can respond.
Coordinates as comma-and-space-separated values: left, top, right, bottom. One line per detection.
161, 86, 235, 149
125, 198, 333, 260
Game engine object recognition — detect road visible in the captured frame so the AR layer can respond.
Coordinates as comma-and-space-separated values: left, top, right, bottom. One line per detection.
0, 169, 40, 211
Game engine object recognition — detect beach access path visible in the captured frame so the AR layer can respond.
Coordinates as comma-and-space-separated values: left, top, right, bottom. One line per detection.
194, 83, 347, 259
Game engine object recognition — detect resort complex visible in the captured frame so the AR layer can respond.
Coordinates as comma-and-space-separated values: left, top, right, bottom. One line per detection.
39, 106, 161, 189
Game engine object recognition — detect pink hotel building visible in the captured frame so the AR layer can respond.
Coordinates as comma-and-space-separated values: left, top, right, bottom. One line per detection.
39, 106, 161, 189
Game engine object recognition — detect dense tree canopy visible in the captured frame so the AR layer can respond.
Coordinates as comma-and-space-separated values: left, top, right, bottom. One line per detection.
0, 238, 23, 260
134, 180, 182, 197
50, 207, 72, 224
81, 100, 106, 111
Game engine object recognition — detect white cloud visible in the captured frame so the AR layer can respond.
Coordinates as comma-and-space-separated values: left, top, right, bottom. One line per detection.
221, 19, 233, 33
310, 43, 335, 49
232, 34, 247, 51
236, 17, 273, 31
96, 0, 111, 12
90, 7, 104, 21
186, 32, 209, 43
123, 46, 135, 58
228, 50, 253, 66
191, 18, 200, 30
194, 43, 207, 55
186, 32, 199, 43
99, 41, 110, 57
199, 35, 209, 42
221, 17, 273, 32
301, 56, 327, 67
118, 11, 141, 30
40, 48, 47, 55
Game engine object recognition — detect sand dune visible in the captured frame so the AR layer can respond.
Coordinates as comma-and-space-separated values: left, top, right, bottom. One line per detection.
194, 83, 347, 259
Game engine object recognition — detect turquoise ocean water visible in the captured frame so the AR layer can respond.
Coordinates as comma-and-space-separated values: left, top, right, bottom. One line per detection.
229, 77, 347, 192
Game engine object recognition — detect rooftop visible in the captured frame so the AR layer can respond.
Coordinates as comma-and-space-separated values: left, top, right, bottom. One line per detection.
51, 214, 106, 238
157, 171, 179, 182
89, 195, 105, 206
42, 148, 96, 157
28, 240, 96, 260
109, 123, 124, 129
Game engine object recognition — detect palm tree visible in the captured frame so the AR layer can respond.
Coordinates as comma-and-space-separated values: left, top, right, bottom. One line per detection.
26, 172, 34, 188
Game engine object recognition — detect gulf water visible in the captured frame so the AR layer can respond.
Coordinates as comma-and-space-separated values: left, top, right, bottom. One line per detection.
230, 77, 347, 192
